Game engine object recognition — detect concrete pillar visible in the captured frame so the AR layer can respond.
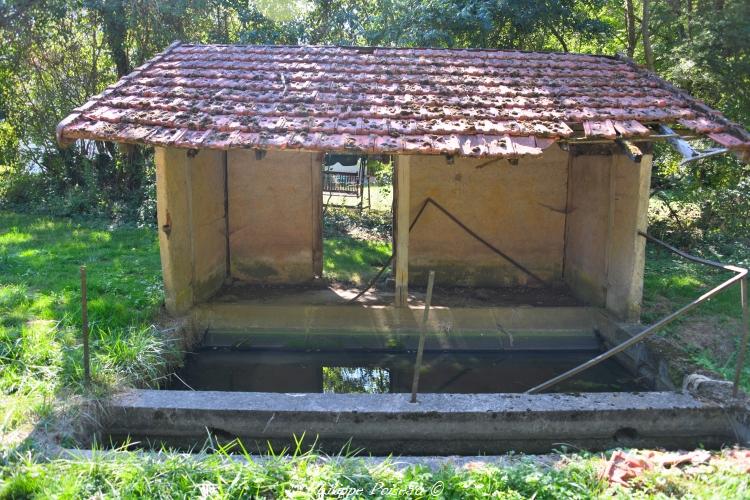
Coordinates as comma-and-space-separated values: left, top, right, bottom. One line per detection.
155, 147, 227, 315
156, 148, 193, 314
394, 155, 411, 307
564, 149, 653, 321
605, 153, 653, 320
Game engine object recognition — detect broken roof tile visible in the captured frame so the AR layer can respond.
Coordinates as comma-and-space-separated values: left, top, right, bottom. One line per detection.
707, 132, 750, 150
583, 120, 617, 139
613, 120, 651, 137
56, 42, 749, 157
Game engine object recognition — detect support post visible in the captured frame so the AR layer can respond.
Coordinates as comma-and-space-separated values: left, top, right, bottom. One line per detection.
411, 270, 435, 403
733, 276, 749, 397
605, 152, 653, 321
395, 155, 411, 307
80, 266, 90, 386
155, 147, 194, 314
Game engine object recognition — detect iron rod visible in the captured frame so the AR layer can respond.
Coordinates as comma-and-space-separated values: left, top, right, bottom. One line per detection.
526, 269, 746, 394
733, 276, 749, 397
80, 266, 90, 386
410, 270, 435, 403
638, 231, 744, 272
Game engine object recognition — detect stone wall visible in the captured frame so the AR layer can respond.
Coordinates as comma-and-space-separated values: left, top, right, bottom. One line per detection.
563, 148, 652, 320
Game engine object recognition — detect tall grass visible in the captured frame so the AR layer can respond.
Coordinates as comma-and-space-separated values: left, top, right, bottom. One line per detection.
0, 442, 607, 499
0, 212, 176, 434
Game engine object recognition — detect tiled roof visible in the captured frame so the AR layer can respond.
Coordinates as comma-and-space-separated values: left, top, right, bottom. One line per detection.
57, 42, 750, 158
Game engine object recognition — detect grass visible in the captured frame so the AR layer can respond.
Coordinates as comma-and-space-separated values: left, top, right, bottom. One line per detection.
324, 184, 393, 212
322, 200, 393, 285
323, 236, 391, 285
2, 446, 749, 498
641, 243, 750, 391
0, 212, 175, 435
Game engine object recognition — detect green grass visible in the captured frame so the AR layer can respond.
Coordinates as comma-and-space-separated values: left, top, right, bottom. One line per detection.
323, 235, 391, 285
642, 244, 750, 390
0, 445, 609, 499
324, 184, 393, 212
0, 212, 174, 433
2, 446, 749, 498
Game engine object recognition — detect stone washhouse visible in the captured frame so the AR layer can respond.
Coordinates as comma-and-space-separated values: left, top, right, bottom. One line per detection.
57, 42, 750, 356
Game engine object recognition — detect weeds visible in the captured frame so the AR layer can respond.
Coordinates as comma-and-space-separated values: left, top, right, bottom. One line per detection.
0, 212, 174, 435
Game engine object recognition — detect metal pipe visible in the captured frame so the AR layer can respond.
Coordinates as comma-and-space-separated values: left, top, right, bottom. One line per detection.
733, 276, 749, 397
526, 270, 746, 394
80, 266, 90, 386
410, 270, 435, 403
638, 231, 745, 272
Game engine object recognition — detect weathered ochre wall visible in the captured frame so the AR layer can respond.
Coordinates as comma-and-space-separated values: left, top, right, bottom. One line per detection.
563, 150, 652, 320
563, 153, 610, 306
155, 148, 227, 314
606, 153, 653, 319
190, 150, 229, 301
227, 150, 321, 283
406, 145, 569, 286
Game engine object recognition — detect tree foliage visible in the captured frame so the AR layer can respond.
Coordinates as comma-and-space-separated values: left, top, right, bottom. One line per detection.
0, 0, 747, 234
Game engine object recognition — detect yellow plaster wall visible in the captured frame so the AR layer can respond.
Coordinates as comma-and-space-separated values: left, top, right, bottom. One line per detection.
155, 148, 227, 314
227, 150, 320, 283
406, 145, 570, 286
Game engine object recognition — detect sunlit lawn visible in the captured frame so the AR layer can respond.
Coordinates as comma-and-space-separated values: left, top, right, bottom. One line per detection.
323, 235, 391, 285
0, 212, 172, 433
642, 244, 750, 390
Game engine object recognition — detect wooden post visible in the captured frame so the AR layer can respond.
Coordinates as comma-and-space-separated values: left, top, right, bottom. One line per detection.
733, 276, 749, 397
411, 270, 435, 403
80, 266, 90, 386
395, 155, 411, 307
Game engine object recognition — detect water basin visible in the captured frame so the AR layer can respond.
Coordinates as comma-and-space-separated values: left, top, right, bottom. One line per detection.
168, 348, 650, 393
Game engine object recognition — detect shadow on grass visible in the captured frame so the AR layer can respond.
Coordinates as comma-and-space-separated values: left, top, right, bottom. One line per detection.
323, 235, 391, 286
0, 211, 176, 438
641, 244, 749, 390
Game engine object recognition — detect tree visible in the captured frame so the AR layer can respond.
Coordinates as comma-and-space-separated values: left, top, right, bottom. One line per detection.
624, 0, 637, 58
641, 0, 655, 70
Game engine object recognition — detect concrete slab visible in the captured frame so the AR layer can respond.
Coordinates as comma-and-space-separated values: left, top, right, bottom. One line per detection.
104, 389, 740, 455
193, 303, 601, 350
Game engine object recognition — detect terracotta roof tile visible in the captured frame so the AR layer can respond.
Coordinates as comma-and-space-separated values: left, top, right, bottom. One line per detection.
57, 42, 750, 157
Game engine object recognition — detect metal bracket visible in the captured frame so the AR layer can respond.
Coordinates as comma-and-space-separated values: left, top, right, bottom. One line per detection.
659, 125, 728, 165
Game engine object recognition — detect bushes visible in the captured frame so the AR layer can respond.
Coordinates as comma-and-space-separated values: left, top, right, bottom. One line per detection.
0, 144, 157, 226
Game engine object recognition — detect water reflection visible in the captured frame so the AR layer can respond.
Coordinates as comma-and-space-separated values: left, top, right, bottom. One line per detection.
323, 367, 390, 393
168, 349, 649, 394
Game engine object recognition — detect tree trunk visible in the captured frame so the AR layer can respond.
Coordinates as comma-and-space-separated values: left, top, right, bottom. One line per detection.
98, 0, 130, 78
641, 0, 655, 71
625, 0, 637, 58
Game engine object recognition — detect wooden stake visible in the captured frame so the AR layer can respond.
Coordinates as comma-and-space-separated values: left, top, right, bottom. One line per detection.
80, 266, 90, 386
733, 276, 749, 397
410, 270, 435, 403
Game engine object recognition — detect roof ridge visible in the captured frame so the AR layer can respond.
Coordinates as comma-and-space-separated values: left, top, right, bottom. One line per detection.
177, 42, 620, 60
56, 40, 183, 146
